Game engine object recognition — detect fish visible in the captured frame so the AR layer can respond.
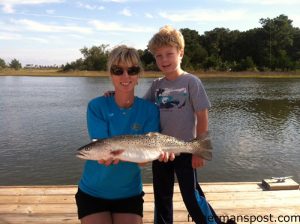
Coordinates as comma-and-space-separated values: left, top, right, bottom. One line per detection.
76, 132, 213, 163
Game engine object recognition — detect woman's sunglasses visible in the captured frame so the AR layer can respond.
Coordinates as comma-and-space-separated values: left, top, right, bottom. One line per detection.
110, 65, 140, 76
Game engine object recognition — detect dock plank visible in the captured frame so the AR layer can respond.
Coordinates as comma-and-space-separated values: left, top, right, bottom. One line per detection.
0, 190, 298, 204
0, 183, 299, 224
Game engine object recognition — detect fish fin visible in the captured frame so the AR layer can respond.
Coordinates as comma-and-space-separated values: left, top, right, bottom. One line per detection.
200, 138, 213, 150
190, 138, 213, 150
195, 150, 212, 161
191, 134, 213, 161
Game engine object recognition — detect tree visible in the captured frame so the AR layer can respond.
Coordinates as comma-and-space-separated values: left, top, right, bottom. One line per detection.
202, 28, 233, 70
235, 28, 266, 70
9, 59, 22, 70
232, 56, 256, 71
139, 49, 158, 71
289, 27, 300, 69
62, 58, 85, 71
80, 44, 109, 71
220, 30, 240, 63
260, 14, 294, 70
61, 14, 300, 72
180, 28, 207, 70
0, 58, 6, 69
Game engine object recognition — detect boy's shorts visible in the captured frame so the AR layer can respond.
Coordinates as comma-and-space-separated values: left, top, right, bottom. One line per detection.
75, 188, 144, 219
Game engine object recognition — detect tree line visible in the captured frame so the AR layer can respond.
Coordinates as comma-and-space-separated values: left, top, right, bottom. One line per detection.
0, 58, 22, 70
0, 58, 61, 70
62, 15, 300, 72
2, 14, 299, 72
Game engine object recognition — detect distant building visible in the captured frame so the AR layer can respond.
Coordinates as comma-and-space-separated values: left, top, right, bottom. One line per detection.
24, 64, 34, 69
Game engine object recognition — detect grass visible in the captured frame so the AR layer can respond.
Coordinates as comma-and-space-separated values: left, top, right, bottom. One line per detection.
1, 68, 300, 78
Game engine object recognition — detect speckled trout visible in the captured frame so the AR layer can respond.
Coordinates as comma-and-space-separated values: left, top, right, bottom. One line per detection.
76, 132, 212, 163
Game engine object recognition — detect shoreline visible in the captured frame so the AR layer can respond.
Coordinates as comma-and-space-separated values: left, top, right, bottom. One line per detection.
1, 69, 300, 78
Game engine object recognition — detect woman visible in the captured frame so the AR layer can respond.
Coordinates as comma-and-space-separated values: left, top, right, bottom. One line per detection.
75, 45, 160, 224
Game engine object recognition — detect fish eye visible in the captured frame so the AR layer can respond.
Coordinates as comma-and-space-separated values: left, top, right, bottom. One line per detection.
84, 146, 91, 151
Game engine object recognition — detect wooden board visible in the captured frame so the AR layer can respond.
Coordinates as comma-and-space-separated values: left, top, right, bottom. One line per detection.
0, 182, 299, 224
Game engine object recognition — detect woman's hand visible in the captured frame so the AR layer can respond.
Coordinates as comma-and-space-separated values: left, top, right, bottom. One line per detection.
159, 152, 175, 162
98, 158, 120, 166
98, 149, 124, 166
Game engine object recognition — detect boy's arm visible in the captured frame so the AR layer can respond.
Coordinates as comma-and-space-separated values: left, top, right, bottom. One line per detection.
196, 109, 209, 135
192, 109, 209, 169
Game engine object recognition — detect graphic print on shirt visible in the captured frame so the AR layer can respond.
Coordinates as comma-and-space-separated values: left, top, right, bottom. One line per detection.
155, 88, 187, 110
131, 123, 142, 131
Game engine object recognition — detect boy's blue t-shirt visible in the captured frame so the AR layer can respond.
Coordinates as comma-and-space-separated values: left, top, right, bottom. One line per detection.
78, 96, 160, 199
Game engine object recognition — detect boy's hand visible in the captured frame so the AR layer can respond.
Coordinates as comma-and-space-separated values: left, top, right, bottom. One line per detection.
192, 155, 205, 169
159, 152, 175, 162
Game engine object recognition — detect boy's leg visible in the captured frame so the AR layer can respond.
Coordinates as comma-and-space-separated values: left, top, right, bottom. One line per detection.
152, 160, 175, 224
175, 154, 221, 224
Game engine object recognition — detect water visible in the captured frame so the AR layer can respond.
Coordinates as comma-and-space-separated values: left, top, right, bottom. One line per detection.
0, 76, 299, 185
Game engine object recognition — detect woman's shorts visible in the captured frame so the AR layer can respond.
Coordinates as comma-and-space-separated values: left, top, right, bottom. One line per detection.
75, 188, 144, 219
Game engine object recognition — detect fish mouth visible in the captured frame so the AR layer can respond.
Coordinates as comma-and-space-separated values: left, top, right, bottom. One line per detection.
76, 151, 86, 159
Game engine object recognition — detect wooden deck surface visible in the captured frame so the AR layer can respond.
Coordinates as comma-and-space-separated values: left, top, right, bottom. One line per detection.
0, 182, 299, 224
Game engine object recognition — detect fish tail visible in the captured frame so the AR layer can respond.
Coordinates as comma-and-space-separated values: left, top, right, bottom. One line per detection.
195, 150, 212, 161
191, 138, 213, 161
199, 138, 213, 150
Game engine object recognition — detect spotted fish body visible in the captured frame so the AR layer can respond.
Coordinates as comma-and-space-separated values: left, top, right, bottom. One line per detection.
76, 132, 213, 163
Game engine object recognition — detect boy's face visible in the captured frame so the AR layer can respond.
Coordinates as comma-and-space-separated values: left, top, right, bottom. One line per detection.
154, 46, 184, 75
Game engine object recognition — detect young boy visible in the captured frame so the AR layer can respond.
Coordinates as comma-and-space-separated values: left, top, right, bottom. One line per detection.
144, 25, 231, 224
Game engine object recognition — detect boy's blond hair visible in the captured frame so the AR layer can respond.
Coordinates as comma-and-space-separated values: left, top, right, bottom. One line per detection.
147, 25, 185, 54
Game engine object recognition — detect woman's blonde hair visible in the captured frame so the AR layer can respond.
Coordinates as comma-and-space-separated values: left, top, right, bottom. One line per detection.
107, 45, 143, 74
148, 25, 185, 54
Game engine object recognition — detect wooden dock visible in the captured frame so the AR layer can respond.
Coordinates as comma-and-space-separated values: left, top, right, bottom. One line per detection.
0, 182, 299, 224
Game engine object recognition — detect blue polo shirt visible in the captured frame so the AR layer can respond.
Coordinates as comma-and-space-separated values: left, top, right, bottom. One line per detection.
78, 96, 160, 199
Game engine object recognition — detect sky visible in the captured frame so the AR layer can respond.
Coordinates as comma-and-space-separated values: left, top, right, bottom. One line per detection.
1, 0, 300, 66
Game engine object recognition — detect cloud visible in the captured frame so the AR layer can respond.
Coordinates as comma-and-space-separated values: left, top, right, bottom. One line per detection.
1, 47, 82, 65
0, 32, 22, 40
17, 12, 89, 21
12, 19, 93, 34
1, 0, 63, 4
89, 20, 154, 32
76, 2, 105, 10
291, 14, 300, 27
2, 4, 15, 13
159, 9, 246, 22
27, 37, 49, 43
145, 13, 153, 19
225, 0, 300, 5
0, 0, 63, 13
101, 0, 147, 2
101, 0, 128, 2
46, 9, 55, 14
120, 8, 132, 16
